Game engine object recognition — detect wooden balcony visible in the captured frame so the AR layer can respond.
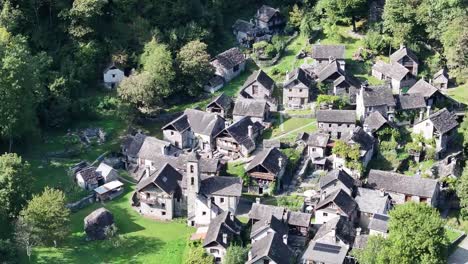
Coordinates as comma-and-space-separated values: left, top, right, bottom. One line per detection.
249, 172, 275, 181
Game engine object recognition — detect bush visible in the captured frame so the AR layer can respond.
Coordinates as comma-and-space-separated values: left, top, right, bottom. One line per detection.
253, 41, 268, 51
277, 195, 304, 211
424, 147, 436, 161
185, 240, 214, 264
264, 44, 277, 58
380, 140, 398, 152
363, 30, 389, 55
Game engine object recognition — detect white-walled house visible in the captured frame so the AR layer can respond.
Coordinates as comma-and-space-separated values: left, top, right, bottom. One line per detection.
75, 166, 101, 190
211, 48, 246, 83
103, 64, 125, 89
314, 189, 358, 225
356, 84, 396, 122
95, 162, 118, 183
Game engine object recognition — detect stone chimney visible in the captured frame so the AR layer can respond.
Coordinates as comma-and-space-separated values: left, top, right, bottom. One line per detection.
419, 109, 424, 121
145, 166, 150, 177
248, 251, 252, 261
278, 157, 284, 168
256, 197, 261, 204
356, 227, 361, 236
222, 233, 228, 244
426, 105, 431, 118
248, 125, 253, 139
363, 124, 372, 136
283, 234, 288, 245
320, 191, 326, 201
379, 188, 385, 197
400, 43, 405, 49
229, 212, 235, 222
331, 227, 336, 239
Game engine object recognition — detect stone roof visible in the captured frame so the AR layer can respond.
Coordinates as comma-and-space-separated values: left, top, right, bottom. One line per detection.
251, 214, 288, 238
316, 109, 356, 124
319, 169, 354, 192
137, 136, 170, 161
233, 98, 268, 118
246, 147, 287, 175
122, 133, 146, 157
206, 93, 233, 111
364, 111, 388, 132
396, 93, 426, 110
212, 48, 245, 70
342, 126, 375, 151
184, 109, 225, 137
286, 211, 312, 228
312, 45, 345, 60
372, 61, 409, 81
367, 169, 439, 198
207, 75, 224, 87
306, 132, 330, 148
256, 5, 280, 23
316, 60, 344, 82
263, 139, 281, 149
315, 189, 358, 218
418, 108, 459, 134
247, 232, 294, 264
95, 162, 115, 178
302, 240, 348, 264
434, 68, 448, 80
232, 19, 256, 33
242, 70, 275, 91
219, 117, 264, 150
284, 68, 313, 89
249, 203, 286, 221
390, 46, 419, 64
354, 187, 390, 214
368, 213, 389, 233
136, 163, 181, 194
407, 79, 440, 98
200, 176, 242, 197
162, 113, 190, 132
313, 215, 356, 245
203, 211, 241, 248
361, 85, 396, 107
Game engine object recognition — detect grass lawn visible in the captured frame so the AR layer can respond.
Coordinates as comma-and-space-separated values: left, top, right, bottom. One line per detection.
264, 115, 316, 142
285, 108, 313, 115
26, 186, 195, 264
447, 83, 468, 105
446, 210, 468, 234
226, 160, 247, 178
445, 227, 463, 243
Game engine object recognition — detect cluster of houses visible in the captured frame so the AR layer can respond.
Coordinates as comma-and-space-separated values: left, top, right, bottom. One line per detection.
96, 7, 466, 263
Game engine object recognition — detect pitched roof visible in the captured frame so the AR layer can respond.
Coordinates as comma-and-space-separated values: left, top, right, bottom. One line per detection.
203, 211, 242, 248
256, 5, 280, 23
316, 110, 356, 124
249, 203, 286, 221
200, 176, 242, 197
212, 48, 245, 70
136, 163, 181, 194
372, 61, 409, 81
206, 93, 233, 111
361, 85, 396, 107
122, 133, 146, 157
418, 108, 459, 134
219, 117, 264, 150
306, 132, 330, 148
312, 45, 345, 60
95, 162, 115, 178
137, 136, 170, 161
319, 169, 354, 191
364, 111, 388, 132
246, 147, 287, 175
313, 215, 356, 245
316, 189, 358, 218
316, 60, 344, 82
77, 166, 99, 184
162, 113, 190, 132
247, 232, 294, 264
287, 211, 312, 227
367, 169, 439, 198
242, 70, 275, 91
251, 214, 288, 238
302, 240, 348, 264
434, 68, 448, 80
184, 109, 225, 136
368, 213, 390, 233
397, 93, 426, 110
284, 68, 313, 89
232, 19, 256, 33
390, 46, 419, 64
407, 79, 440, 98
342, 127, 375, 151
354, 187, 390, 214
233, 98, 268, 118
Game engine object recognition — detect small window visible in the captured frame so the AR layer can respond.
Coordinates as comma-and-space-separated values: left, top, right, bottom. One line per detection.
289, 89, 292, 92
190, 165, 194, 173
170, 131, 174, 135
220, 197, 225, 203
233, 65, 239, 72
210, 248, 220, 254
323, 212, 328, 216
191, 177, 194, 185
329, 124, 331, 127
426, 122, 430, 127
112, 74, 116, 78
162, 211, 166, 216
299, 89, 302, 93
161, 203, 165, 208
312, 148, 316, 152
252, 85, 258, 95
202, 211, 207, 216
176, 198, 181, 202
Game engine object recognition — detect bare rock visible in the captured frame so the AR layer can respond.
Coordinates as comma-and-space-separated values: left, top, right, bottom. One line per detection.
84, 208, 114, 240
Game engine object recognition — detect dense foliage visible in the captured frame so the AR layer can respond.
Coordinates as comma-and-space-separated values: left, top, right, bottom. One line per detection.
184, 240, 214, 264
224, 244, 249, 264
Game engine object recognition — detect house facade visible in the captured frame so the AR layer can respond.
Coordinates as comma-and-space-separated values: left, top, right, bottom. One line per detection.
433, 68, 449, 90
311, 45, 346, 70
306, 132, 331, 170
233, 98, 270, 123
103, 63, 125, 89
356, 85, 396, 122
206, 93, 233, 118
211, 48, 246, 83
216, 117, 264, 159
371, 61, 415, 94
254, 5, 285, 33
283, 68, 313, 109
390, 45, 419, 76
314, 189, 359, 224
316, 109, 356, 139
246, 147, 287, 195
240, 70, 275, 101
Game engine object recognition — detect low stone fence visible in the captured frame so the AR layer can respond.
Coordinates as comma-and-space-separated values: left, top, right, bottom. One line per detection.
254, 31, 299, 67
283, 113, 315, 119
66, 193, 95, 213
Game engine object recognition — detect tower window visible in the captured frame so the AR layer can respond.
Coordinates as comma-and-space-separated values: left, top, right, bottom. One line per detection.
191, 177, 194, 185
190, 165, 194, 173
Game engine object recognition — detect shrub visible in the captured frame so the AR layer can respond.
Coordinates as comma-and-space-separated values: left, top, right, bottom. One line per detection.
253, 41, 268, 51
363, 30, 389, 54
264, 44, 277, 58
380, 140, 398, 152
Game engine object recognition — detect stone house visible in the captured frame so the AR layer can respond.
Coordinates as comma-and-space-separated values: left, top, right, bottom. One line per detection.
205, 75, 225, 93
306, 132, 331, 170
367, 169, 440, 207
246, 147, 287, 195
203, 211, 242, 263
433, 68, 449, 90
206, 93, 233, 118
239, 70, 277, 110
412, 108, 459, 155
162, 109, 225, 151
254, 5, 285, 33
286, 211, 312, 248
314, 189, 359, 225
247, 231, 294, 264
248, 203, 287, 224
333, 75, 361, 105
103, 63, 125, 89
354, 187, 391, 228
75, 166, 101, 190
363, 111, 391, 135
134, 164, 183, 220
95, 162, 118, 184
311, 45, 346, 70
283, 68, 314, 109
233, 98, 270, 123
395, 93, 427, 123
211, 48, 246, 83
316, 109, 356, 139
390, 45, 419, 76
215, 117, 264, 158
250, 214, 288, 244
407, 79, 447, 107
232, 19, 257, 47
356, 84, 396, 122
136, 136, 173, 163
371, 60, 415, 94
301, 216, 356, 264
319, 169, 355, 197
368, 213, 390, 238
121, 133, 147, 165
315, 59, 345, 84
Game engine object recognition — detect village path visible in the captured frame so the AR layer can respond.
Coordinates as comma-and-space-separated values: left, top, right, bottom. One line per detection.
279, 112, 285, 132
272, 120, 317, 140
449, 236, 468, 264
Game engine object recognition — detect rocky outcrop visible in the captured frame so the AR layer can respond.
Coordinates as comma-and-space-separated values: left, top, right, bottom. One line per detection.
84, 207, 114, 240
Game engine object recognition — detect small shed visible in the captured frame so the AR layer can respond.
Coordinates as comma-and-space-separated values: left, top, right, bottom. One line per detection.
94, 180, 124, 201
103, 63, 125, 89
96, 162, 118, 183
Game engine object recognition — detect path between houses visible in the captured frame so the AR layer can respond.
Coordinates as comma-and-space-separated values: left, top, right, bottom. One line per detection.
272, 120, 317, 140
279, 112, 285, 132
449, 236, 468, 264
